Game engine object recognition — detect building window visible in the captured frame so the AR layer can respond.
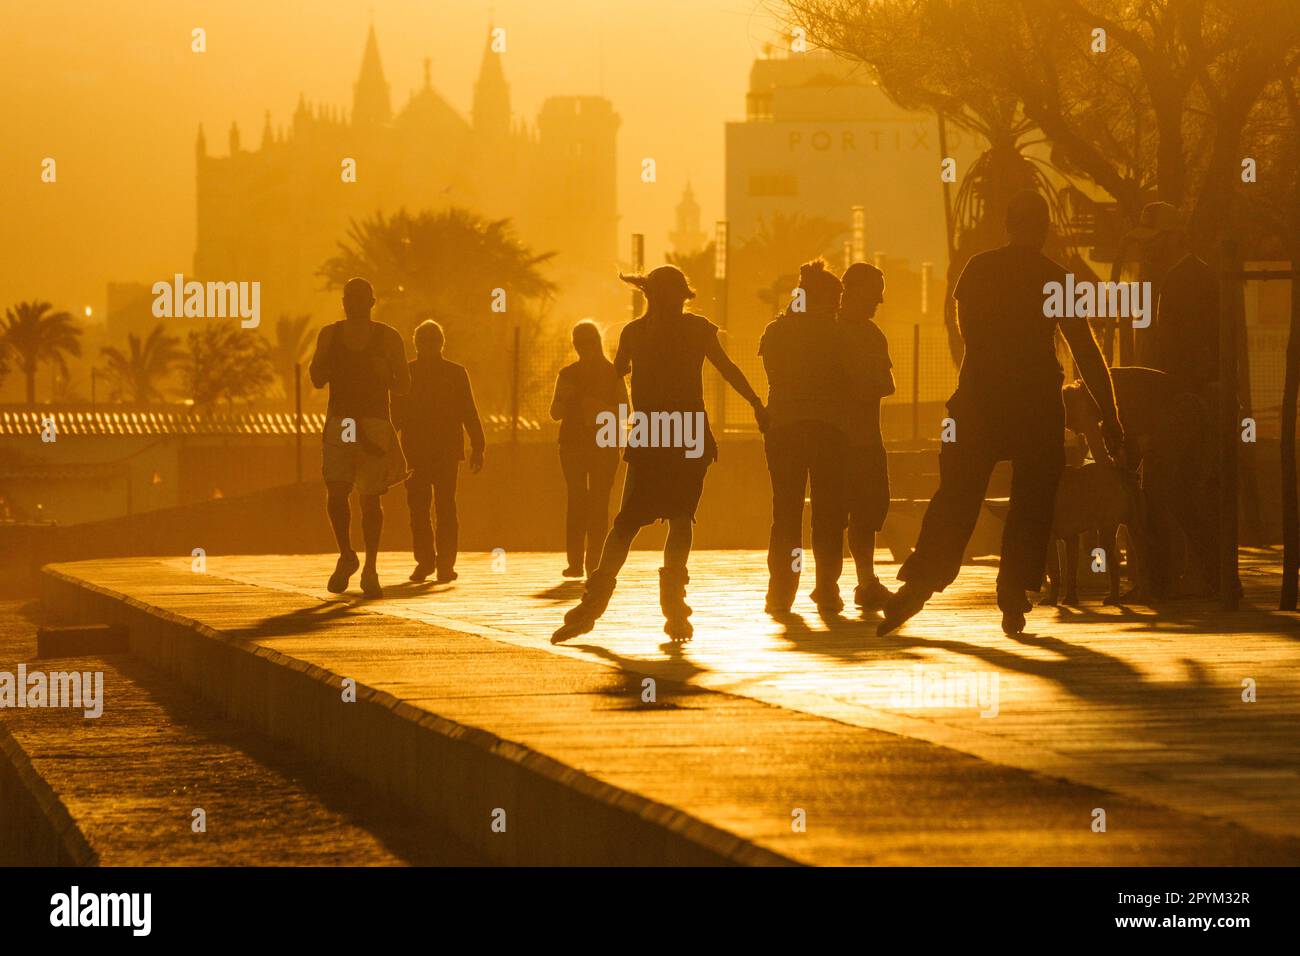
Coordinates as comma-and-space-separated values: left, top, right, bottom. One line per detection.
747, 173, 798, 197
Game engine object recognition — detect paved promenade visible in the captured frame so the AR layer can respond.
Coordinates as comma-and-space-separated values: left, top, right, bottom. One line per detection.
40, 549, 1300, 865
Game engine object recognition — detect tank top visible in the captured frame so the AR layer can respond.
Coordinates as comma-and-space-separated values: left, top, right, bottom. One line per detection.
326, 321, 390, 419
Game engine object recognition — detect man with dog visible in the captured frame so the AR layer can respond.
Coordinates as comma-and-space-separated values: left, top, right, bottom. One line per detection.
1063, 366, 1224, 599
880, 190, 1124, 636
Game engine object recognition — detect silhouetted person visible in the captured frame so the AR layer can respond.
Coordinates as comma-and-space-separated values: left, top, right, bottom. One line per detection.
1064, 366, 1224, 599
309, 277, 411, 598
551, 320, 627, 577
1131, 202, 1234, 598
1153, 252, 1219, 393
1129, 201, 1219, 390
879, 191, 1123, 636
839, 262, 896, 609
553, 266, 767, 643
759, 259, 853, 614
392, 320, 484, 583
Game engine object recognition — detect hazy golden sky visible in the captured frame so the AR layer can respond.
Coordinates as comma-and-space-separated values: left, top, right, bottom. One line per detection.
0, 0, 781, 319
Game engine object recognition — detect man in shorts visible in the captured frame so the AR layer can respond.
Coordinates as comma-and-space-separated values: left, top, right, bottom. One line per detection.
309, 277, 411, 598
839, 262, 896, 610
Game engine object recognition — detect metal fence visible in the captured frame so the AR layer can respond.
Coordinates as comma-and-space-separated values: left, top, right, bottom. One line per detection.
488, 320, 1292, 441
709, 321, 960, 431
500, 319, 963, 437
1247, 327, 1288, 438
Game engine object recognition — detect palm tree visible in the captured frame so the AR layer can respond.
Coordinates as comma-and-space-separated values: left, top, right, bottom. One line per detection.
270, 314, 315, 402
184, 325, 275, 410
320, 207, 556, 334
666, 241, 716, 313
0, 331, 10, 392
733, 212, 847, 318
782, 1, 1096, 364
100, 325, 184, 405
319, 207, 557, 412
1, 301, 82, 406
736, 212, 847, 281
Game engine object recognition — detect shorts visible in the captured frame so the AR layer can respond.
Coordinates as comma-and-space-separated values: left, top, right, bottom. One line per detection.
322, 416, 409, 495
846, 443, 890, 532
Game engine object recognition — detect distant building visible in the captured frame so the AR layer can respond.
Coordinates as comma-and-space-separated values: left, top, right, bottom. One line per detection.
669, 182, 708, 257
724, 49, 977, 340
105, 281, 156, 344
193, 25, 621, 325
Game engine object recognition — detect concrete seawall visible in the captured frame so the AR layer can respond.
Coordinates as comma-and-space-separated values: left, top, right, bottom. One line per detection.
40, 565, 792, 866
0, 722, 96, 866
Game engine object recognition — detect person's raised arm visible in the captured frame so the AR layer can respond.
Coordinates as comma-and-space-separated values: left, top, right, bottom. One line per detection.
308, 324, 334, 389
1059, 315, 1123, 459
704, 330, 768, 431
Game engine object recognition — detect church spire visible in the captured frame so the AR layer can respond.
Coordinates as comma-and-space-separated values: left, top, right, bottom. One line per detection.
676, 182, 707, 257
472, 24, 511, 138
352, 23, 392, 127
669, 181, 707, 256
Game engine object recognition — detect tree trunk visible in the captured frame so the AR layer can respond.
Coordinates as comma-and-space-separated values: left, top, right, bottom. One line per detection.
937, 113, 963, 369
1280, 79, 1300, 610
1236, 276, 1265, 547
25, 366, 36, 406
1282, 238, 1300, 610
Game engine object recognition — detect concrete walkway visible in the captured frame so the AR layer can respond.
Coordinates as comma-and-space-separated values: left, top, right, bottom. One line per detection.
37, 550, 1300, 865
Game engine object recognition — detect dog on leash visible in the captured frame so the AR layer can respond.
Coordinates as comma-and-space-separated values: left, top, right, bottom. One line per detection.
1062, 368, 1208, 600
1042, 461, 1143, 606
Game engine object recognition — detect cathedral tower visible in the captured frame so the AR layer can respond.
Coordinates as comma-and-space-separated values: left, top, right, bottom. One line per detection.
669, 182, 707, 256
352, 24, 392, 127
471, 25, 511, 140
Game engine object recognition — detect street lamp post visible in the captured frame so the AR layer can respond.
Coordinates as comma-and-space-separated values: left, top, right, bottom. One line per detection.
714, 220, 729, 429
631, 233, 645, 319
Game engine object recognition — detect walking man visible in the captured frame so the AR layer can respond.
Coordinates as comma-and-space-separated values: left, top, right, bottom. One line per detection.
393, 320, 485, 584
309, 277, 411, 598
839, 262, 896, 610
759, 259, 854, 614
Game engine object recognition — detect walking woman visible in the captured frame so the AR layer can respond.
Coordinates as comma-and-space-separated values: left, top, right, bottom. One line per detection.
550, 320, 627, 578
759, 259, 853, 614
553, 266, 767, 642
